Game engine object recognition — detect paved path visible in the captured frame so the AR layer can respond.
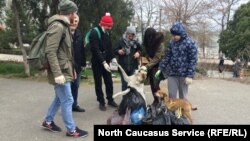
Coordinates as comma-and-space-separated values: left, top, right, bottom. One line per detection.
0, 77, 250, 141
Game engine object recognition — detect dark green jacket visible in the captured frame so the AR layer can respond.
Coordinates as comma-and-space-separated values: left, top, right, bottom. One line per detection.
45, 15, 74, 84
146, 43, 165, 70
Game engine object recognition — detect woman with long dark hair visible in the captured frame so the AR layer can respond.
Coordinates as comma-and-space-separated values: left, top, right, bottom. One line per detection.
142, 27, 165, 104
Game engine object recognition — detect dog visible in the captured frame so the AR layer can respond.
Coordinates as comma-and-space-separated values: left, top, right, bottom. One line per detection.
113, 65, 147, 102
155, 88, 197, 124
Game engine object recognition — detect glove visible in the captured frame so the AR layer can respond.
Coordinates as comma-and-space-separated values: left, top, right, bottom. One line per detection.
103, 61, 111, 72
54, 75, 66, 85
111, 58, 118, 65
155, 70, 161, 80
185, 77, 193, 85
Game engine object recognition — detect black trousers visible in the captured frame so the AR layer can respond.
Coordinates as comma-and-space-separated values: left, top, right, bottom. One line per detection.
148, 67, 161, 103
71, 72, 81, 108
92, 61, 114, 105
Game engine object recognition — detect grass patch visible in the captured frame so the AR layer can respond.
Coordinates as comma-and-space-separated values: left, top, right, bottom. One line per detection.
0, 62, 121, 83
0, 62, 24, 74
80, 68, 121, 84
0, 62, 43, 78
0, 62, 28, 78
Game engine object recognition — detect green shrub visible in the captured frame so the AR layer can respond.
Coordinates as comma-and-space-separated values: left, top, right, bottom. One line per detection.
0, 62, 24, 74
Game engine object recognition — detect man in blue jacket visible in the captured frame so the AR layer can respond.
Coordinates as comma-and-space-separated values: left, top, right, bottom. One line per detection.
156, 22, 198, 99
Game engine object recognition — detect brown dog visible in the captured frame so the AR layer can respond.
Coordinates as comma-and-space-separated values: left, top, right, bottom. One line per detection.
155, 88, 197, 124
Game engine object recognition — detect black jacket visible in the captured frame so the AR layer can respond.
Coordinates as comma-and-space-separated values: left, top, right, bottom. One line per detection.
89, 26, 115, 64
114, 38, 141, 73
73, 28, 86, 74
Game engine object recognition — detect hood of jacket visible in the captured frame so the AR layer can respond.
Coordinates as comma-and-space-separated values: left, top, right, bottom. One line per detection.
47, 14, 70, 26
170, 22, 187, 38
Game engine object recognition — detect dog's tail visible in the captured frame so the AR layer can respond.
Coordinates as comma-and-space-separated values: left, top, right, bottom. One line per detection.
112, 88, 131, 99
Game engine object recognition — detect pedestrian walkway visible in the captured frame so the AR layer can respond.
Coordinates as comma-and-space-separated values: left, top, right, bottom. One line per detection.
0, 77, 250, 141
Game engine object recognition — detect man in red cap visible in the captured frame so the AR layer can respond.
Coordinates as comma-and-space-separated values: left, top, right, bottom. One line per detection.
89, 12, 118, 111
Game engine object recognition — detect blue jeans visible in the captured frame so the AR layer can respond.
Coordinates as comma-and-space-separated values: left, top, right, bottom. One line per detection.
71, 73, 81, 108
45, 82, 76, 132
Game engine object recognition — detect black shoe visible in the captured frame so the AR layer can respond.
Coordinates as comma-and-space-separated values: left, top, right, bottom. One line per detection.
108, 101, 118, 108
66, 127, 88, 138
42, 121, 62, 132
99, 104, 107, 111
72, 105, 85, 112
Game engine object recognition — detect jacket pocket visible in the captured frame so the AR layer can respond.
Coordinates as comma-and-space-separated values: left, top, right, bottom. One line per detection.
58, 59, 69, 70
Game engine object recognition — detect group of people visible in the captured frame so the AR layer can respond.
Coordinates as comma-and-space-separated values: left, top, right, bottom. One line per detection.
218, 51, 243, 78
41, 0, 198, 138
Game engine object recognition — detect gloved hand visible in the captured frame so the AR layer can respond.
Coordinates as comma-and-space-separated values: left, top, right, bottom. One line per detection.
185, 77, 193, 85
155, 70, 161, 80
54, 75, 66, 85
103, 61, 111, 72
111, 58, 118, 65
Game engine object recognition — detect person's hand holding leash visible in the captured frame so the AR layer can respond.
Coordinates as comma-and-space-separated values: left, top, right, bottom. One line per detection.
102, 61, 111, 72
185, 77, 193, 85
54, 75, 66, 84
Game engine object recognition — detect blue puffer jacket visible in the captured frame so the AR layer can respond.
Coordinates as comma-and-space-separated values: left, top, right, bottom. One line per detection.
159, 22, 198, 78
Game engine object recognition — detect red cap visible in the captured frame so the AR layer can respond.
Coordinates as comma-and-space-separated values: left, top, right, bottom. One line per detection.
100, 13, 114, 27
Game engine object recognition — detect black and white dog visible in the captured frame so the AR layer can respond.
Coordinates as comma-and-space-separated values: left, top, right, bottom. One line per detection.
113, 65, 148, 115
113, 65, 147, 102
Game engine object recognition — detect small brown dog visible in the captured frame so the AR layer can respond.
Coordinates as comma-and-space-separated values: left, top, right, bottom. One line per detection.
155, 88, 197, 124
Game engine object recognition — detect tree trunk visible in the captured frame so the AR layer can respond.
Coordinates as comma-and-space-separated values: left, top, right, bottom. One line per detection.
50, 0, 60, 16
41, 0, 49, 31
12, 0, 30, 76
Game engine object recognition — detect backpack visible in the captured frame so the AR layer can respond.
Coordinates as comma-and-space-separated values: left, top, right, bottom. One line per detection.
27, 20, 67, 70
84, 27, 101, 47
